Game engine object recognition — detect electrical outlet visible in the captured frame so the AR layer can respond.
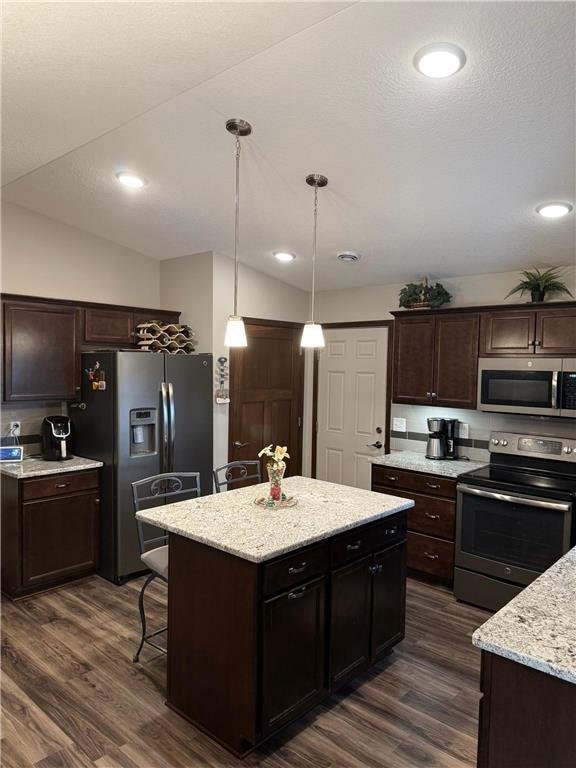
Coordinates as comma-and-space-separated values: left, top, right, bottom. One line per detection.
9, 421, 21, 437
459, 422, 469, 439
392, 417, 407, 433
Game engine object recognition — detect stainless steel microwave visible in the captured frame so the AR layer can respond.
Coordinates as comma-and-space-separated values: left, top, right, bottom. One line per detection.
477, 357, 576, 417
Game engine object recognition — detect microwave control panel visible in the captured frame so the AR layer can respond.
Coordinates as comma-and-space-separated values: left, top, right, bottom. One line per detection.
489, 432, 576, 462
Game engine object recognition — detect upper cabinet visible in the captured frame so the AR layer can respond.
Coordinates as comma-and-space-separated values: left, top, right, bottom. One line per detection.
84, 308, 134, 345
481, 306, 576, 356
3, 300, 81, 401
392, 311, 479, 409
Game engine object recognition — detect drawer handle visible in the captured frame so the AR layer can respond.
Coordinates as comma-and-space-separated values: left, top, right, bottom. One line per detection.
346, 541, 362, 552
424, 512, 440, 520
368, 564, 383, 575
385, 476, 398, 482
288, 562, 307, 575
426, 483, 440, 489
54, 482, 71, 489
424, 552, 439, 560
288, 587, 306, 600
385, 526, 398, 535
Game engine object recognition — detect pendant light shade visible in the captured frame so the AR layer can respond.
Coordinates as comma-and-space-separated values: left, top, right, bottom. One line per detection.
225, 118, 252, 347
301, 173, 328, 349
224, 315, 248, 347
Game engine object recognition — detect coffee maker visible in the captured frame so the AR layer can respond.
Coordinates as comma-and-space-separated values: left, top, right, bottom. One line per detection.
426, 417, 458, 460
41, 415, 72, 461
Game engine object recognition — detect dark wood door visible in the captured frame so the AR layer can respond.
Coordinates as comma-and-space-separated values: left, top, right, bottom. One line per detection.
535, 308, 576, 355
84, 308, 134, 344
330, 555, 372, 690
21, 491, 99, 588
480, 311, 536, 355
371, 542, 406, 662
229, 323, 304, 474
392, 316, 435, 404
261, 576, 326, 735
3, 300, 81, 401
433, 313, 479, 408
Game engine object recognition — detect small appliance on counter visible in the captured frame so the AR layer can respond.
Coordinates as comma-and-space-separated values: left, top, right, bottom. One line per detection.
41, 415, 72, 461
426, 417, 459, 460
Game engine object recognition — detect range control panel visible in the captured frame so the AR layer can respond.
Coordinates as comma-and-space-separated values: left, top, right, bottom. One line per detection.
489, 432, 576, 462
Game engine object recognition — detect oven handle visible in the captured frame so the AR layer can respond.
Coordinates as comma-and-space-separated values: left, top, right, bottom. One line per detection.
458, 484, 572, 512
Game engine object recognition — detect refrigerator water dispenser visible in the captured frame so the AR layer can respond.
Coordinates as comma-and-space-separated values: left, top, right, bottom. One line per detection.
130, 409, 157, 456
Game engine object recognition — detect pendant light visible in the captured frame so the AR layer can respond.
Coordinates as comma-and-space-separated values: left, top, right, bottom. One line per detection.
301, 173, 328, 348
224, 118, 252, 347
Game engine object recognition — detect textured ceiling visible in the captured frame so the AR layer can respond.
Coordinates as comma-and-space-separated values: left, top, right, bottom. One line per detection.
3, 1, 575, 292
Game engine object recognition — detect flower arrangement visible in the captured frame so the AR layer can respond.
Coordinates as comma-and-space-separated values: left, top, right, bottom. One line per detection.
258, 444, 290, 505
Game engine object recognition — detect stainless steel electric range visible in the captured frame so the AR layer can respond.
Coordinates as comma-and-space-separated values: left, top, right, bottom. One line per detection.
454, 431, 576, 612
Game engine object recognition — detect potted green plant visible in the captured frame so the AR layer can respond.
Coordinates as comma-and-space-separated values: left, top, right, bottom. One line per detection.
399, 277, 452, 309
505, 266, 574, 303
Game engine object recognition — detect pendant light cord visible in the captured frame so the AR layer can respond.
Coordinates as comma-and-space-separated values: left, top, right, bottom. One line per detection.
311, 185, 318, 323
234, 135, 241, 317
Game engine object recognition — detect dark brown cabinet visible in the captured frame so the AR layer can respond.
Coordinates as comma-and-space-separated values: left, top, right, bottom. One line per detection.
481, 306, 576, 356
1, 469, 100, 599
262, 576, 326, 734
371, 542, 406, 661
392, 311, 479, 409
3, 300, 81, 401
84, 308, 134, 344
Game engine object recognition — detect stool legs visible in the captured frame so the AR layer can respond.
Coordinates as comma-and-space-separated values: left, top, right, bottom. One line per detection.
133, 573, 156, 663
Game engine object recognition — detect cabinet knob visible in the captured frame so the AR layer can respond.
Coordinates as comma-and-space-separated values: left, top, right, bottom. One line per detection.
424, 552, 439, 560
424, 512, 440, 520
426, 482, 440, 489
534, 340, 542, 346
346, 541, 362, 552
55, 482, 70, 489
431, 392, 438, 398
385, 475, 398, 482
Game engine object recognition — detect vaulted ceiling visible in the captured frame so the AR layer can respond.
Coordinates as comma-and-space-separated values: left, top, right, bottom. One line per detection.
3, 1, 575, 291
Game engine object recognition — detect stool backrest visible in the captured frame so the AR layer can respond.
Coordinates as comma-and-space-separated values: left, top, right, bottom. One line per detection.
213, 460, 262, 493
132, 472, 201, 553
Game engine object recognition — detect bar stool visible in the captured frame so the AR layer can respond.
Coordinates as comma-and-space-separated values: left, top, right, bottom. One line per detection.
213, 460, 262, 492
131, 472, 200, 663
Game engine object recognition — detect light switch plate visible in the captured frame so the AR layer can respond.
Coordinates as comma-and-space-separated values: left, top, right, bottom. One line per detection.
459, 422, 470, 439
392, 417, 407, 433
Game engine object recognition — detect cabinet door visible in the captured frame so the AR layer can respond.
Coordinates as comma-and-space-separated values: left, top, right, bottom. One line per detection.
330, 555, 372, 690
535, 308, 576, 355
371, 542, 406, 662
480, 311, 536, 355
3, 300, 80, 401
392, 316, 435, 404
84, 308, 134, 344
433, 313, 479, 408
22, 491, 99, 588
262, 576, 326, 735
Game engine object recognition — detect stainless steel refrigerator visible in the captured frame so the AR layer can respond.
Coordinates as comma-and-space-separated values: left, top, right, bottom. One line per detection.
71, 351, 213, 583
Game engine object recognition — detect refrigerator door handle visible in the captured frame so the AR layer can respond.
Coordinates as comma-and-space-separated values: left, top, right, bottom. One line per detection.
161, 382, 169, 473
168, 382, 175, 472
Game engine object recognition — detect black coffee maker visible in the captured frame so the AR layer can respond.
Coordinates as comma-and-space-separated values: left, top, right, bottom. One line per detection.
41, 415, 72, 461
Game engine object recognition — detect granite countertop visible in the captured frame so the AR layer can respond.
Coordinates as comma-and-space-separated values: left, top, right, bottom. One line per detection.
136, 475, 414, 563
473, 547, 576, 684
0, 455, 103, 479
371, 451, 486, 478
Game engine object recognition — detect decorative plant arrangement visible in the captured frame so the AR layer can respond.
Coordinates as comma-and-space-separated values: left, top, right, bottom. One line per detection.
399, 277, 452, 309
255, 444, 296, 508
505, 266, 574, 303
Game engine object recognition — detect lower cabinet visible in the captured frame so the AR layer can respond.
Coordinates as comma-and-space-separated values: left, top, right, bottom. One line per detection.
1, 470, 100, 598
167, 511, 407, 756
262, 576, 326, 734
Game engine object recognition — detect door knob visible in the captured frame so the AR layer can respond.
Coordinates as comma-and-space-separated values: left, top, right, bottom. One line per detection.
234, 440, 250, 448
366, 441, 383, 449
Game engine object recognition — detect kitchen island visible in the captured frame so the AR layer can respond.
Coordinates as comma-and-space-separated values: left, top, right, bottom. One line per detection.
136, 475, 414, 755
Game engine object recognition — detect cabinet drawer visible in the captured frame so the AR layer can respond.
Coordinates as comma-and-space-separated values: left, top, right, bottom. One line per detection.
374, 487, 455, 540
263, 543, 328, 597
331, 517, 405, 569
407, 531, 454, 580
22, 470, 99, 501
372, 465, 456, 499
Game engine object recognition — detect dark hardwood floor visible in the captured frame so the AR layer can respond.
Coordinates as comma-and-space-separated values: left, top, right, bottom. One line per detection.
1, 575, 490, 768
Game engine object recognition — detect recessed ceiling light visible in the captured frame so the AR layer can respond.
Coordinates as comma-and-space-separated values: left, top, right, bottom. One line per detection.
414, 43, 466, 78
536, 202, 573, 219
274, 251, 296, 263
115, 171, 147, 189
337, 251, 361, 263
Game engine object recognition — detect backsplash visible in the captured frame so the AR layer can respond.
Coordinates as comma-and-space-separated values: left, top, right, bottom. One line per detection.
390, 404, 576, 463
1, 402, 67, 456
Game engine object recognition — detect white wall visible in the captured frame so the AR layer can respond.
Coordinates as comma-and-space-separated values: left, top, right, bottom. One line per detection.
1, 201, 161, 306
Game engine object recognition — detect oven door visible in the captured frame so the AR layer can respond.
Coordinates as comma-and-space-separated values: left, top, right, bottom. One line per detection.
456, 484, 572, 586
477, 358, 561, 416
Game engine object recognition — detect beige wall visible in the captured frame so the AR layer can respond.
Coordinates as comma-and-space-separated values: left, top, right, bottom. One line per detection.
1, 201, 161, 307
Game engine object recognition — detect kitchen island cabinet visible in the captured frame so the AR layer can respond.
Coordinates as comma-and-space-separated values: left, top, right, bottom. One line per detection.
136, 475, 413, 756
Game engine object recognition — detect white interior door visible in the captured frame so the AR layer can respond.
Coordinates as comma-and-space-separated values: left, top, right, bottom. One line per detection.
316, 327, 388, 489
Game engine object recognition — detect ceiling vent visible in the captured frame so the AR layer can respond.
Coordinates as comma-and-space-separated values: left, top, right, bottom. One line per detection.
337, 251, 361, 263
